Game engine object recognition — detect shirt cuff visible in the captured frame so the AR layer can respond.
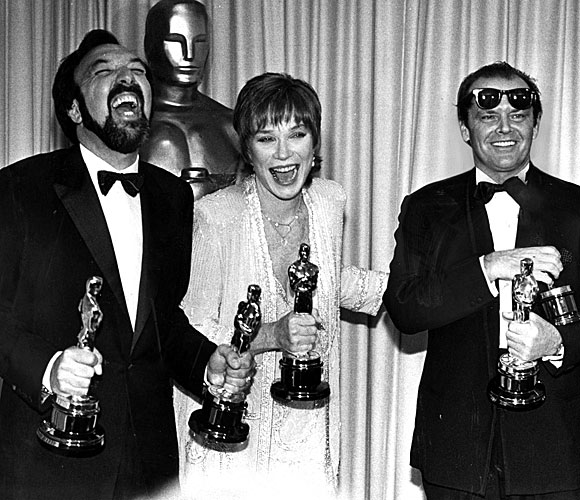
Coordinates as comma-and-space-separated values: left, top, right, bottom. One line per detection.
542, 344, 564, 368
42, 351, 62, 395
479, 255, 499, 297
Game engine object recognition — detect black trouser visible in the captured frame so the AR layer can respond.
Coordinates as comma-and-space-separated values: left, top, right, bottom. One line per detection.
422, 422, 580, 500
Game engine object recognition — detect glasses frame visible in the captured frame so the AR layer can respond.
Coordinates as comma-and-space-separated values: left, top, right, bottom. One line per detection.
468, 87, 537, 111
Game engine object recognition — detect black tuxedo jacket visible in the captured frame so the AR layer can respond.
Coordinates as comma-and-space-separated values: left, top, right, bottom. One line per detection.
0, 146, 216, 499
385, 165, 580, 495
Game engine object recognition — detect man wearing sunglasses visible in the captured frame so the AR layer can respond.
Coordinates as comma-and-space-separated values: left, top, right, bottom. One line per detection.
385, 62, 580, 499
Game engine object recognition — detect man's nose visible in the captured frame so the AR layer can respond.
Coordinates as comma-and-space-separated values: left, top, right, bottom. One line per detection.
496, 112, 512, 134
495, 96, 514, 134
116, 66, 135, 85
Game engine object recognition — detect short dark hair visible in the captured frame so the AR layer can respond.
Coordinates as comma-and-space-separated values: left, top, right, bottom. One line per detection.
456, 61, 542, 126
233, 72, 322, 167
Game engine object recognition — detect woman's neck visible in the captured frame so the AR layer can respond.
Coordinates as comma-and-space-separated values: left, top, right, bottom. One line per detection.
257, 183, 303, 223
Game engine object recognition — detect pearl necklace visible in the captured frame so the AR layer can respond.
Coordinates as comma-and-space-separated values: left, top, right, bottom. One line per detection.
262, 203, 303, 246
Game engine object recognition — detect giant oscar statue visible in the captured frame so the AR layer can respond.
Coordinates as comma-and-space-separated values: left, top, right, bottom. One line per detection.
189, 284, 261, 448
271, 243, 330, 404
37, 277, 105, 456
142, 0, 240, 200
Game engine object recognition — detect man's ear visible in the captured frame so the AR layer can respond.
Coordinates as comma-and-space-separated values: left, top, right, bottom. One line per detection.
459, 120, 471, 145
532, 112, 542, 140
68, 100, 82, 125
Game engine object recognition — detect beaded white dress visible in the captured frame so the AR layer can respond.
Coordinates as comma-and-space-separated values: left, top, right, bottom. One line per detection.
174, 175, 386, 499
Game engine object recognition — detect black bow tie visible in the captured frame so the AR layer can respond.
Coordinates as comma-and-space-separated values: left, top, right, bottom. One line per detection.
97, 170, 144, 197
474, 177, 527, 204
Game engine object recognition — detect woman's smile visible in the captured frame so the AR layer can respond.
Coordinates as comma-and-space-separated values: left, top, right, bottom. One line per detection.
270, 164, 300, 184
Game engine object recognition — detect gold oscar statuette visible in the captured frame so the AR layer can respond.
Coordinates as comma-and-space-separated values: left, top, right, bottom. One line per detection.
488, 258, 546, 410
189, 284, 262, 450
271, 243, 330, 405
37, 276, 105, 456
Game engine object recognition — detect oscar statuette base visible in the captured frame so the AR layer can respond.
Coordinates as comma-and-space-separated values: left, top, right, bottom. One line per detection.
37, 394, 105, 457
487, 354, 546, 411
189, 391, 249, 451
271, 351, 330, 404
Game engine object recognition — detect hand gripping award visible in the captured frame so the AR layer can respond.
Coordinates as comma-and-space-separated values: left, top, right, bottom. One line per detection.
271, 243, 330, 403
488, 258, 546, 410
37, 276, 105, 456
189, 284, 262, 447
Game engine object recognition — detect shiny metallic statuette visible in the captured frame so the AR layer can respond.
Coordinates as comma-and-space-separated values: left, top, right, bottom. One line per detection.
189, 284, 261, 449
37, 276, 105, 456
487, 258, 546, 410
271, 243, 330, 404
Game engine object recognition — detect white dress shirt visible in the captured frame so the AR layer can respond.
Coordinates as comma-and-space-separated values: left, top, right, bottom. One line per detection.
477, 166, 525, 349
43, 145, 144, 393
81, 144, 143, 330
477, 165, 563, 365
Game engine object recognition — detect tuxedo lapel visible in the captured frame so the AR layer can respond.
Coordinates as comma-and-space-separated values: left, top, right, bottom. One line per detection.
464, 169, 499, 373
53, 148, 133, 344
465, 169, 495, 257
515, 164, 548, 248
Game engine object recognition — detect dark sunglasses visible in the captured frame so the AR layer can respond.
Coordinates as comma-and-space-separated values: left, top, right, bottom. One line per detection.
466, 87, 537, 110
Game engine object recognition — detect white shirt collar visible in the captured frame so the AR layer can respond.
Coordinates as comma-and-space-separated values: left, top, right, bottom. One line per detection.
78, 144, 143, 330
475, 163, 529, 184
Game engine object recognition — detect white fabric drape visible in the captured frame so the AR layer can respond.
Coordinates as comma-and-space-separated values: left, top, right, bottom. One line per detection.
3, 1, 580, 499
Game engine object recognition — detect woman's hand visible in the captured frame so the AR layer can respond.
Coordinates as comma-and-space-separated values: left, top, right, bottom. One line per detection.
272, 308, 322, 354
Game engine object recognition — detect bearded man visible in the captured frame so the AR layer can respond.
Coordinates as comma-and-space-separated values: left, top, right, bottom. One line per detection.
0, 30, 254, 500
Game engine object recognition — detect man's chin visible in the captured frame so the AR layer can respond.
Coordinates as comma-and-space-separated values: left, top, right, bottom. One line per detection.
120, 132, 149, 153
105, 125, 150, 154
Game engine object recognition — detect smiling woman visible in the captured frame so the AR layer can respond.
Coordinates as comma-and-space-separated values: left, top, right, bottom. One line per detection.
173, 72, 388, 499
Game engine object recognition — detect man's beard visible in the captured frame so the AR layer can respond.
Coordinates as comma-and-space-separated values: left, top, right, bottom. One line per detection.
77, 86, 150, 154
